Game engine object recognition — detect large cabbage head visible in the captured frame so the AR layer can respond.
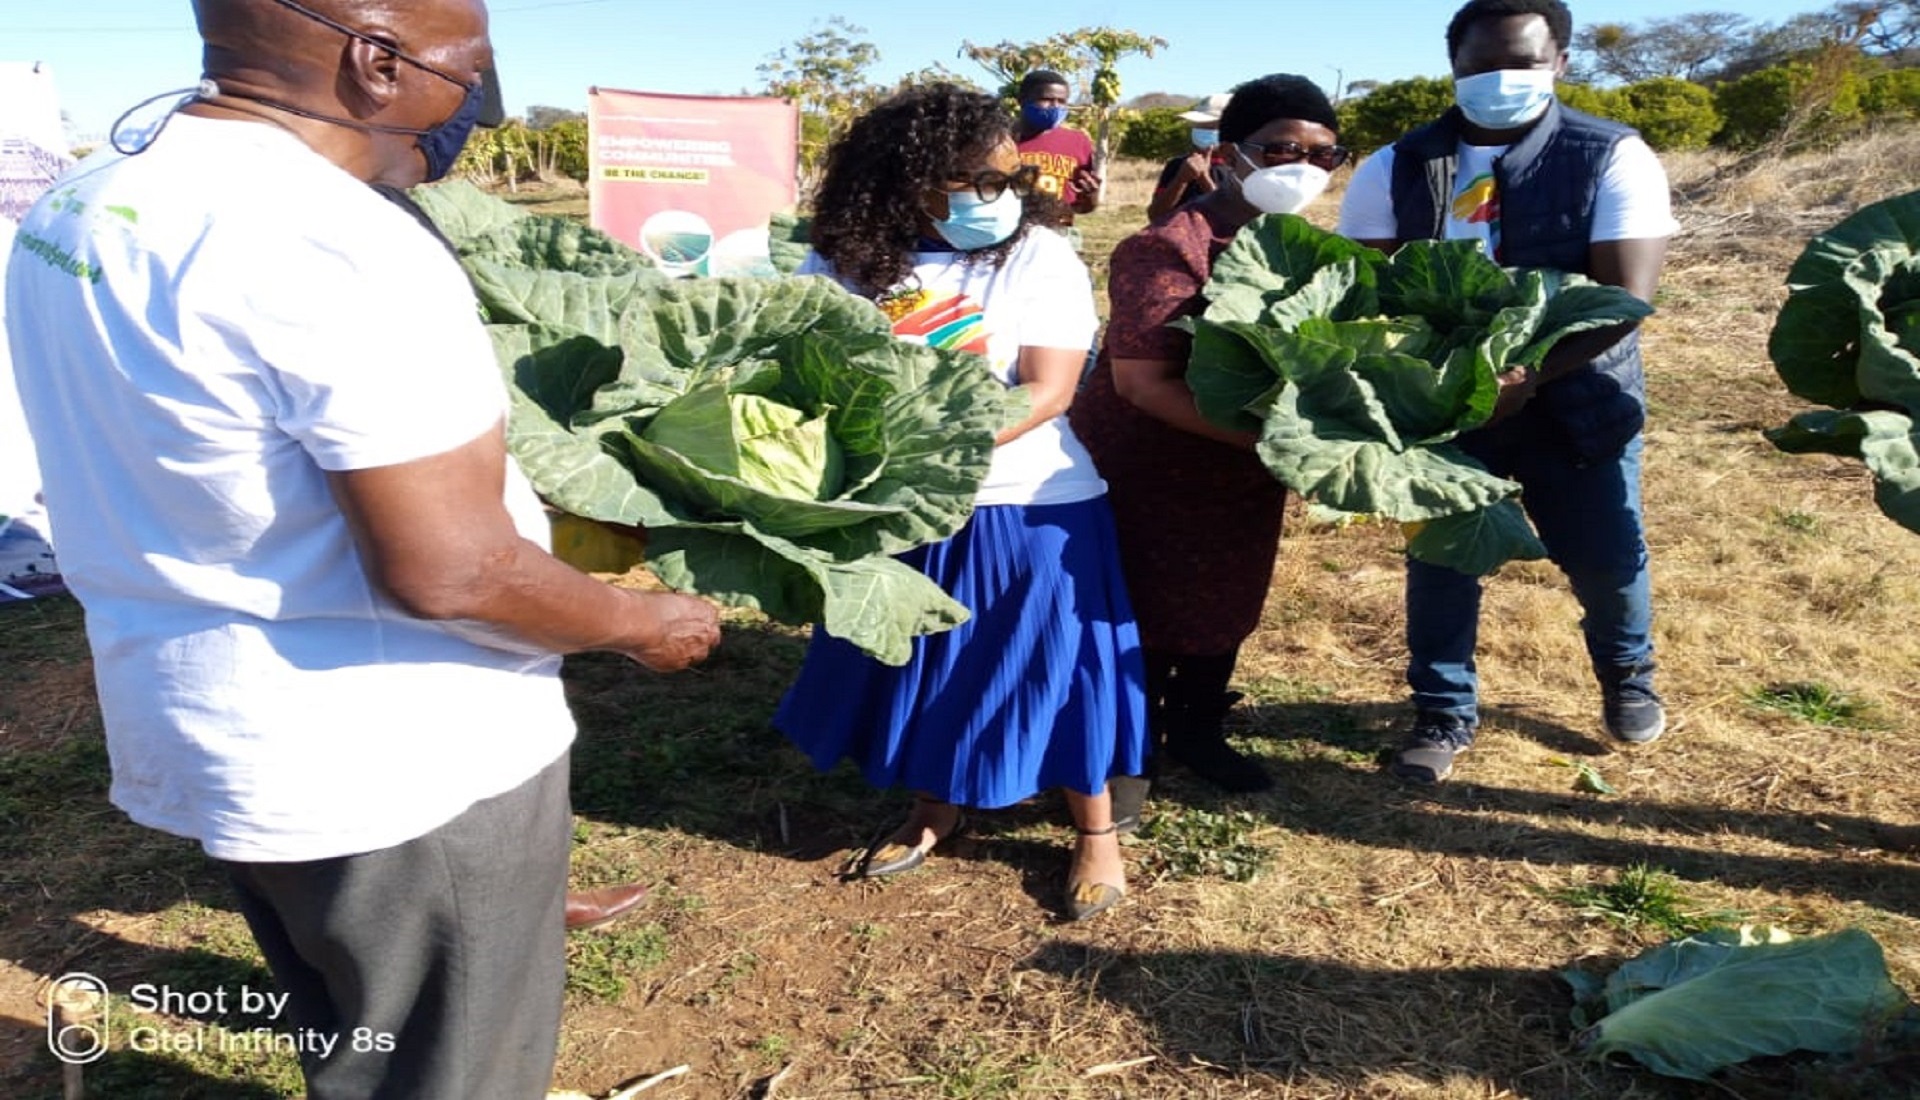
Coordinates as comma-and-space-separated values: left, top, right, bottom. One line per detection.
413, 181, 1025, 664
637, 383, 845, 504
488, 274, 1020, 666
1182, 213, 1652, 575
1766, 188, 1920, 535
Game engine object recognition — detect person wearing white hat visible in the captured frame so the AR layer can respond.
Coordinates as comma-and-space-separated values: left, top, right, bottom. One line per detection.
1147, 92, 1234, 220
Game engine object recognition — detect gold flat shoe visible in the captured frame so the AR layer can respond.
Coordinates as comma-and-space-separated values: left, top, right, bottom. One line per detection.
856, 800, 965, 878
1065, 879, 1125, 922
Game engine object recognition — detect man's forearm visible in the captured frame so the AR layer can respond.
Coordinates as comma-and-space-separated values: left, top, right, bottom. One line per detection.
396, 534, 674, 656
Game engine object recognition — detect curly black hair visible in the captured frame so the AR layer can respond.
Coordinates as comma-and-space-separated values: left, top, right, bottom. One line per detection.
1445, 0, 1572, 58
809, 83, 1056, 299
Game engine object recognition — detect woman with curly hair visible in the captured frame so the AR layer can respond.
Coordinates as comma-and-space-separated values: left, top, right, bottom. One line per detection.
774, 84, 1147, 922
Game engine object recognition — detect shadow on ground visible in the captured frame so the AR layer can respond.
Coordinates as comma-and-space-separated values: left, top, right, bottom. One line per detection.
1020, 940, 1919, 1100
566, 635, 1920, 925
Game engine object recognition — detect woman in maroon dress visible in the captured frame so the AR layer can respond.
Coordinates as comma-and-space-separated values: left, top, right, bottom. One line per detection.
1071, 74, 1348, 802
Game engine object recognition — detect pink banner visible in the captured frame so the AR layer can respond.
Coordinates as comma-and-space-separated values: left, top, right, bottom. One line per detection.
587, 88, 798, 277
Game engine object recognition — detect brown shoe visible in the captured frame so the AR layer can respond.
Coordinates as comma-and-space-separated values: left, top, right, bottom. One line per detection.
564, 884, 649, 931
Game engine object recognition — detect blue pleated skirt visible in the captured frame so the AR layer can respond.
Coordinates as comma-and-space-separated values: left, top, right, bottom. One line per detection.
774, 498, 1149, 809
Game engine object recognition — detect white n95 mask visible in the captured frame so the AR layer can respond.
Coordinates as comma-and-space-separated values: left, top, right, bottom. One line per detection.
1236, 159, 1331, 215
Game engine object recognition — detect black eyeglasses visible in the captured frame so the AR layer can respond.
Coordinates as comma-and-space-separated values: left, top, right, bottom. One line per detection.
1237, 139, 1352, 170
945, 163, 1042, 202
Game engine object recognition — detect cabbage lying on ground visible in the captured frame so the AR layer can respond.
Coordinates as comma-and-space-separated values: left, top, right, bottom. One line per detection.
1183, 215, 1655, 575
1765, 188, 1920, 535
416, 183, 1017, 665
1562, 926, 1914, 1081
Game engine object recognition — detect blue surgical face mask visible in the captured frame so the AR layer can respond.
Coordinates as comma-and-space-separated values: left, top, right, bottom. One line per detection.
930, 188, 1024, 251
414, 79, 487, 181
1022, 103, 1069, 132
1191, 127, 1217, 149
1453, 68, 1557, 130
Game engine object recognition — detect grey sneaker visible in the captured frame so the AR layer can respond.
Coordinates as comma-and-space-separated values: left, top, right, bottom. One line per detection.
1389, 713, 1475, 784
1604, 682, 1666, 744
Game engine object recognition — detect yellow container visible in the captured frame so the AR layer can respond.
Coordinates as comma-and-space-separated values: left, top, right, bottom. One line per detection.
548, 511, 648, 575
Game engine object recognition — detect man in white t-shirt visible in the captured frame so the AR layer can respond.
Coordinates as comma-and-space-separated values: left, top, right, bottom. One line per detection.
1337, 0, 1677, 786
5, 0, 718, 1094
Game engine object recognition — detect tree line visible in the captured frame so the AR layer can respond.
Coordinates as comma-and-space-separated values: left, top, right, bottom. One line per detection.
455, 3, 1920, 187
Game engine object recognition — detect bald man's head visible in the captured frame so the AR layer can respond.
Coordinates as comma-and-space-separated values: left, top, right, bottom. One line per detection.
194, 0, 482, 94
187, 0, 493, 185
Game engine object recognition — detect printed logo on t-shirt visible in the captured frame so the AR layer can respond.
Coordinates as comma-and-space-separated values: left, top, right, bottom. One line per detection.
882, 289, 989, 355
1018, 150, 1077, 199
1451, 172, 1498, 225
1448, 171, 1502, 261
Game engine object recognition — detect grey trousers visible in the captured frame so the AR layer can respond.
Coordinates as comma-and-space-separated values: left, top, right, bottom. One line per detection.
220, 752, 571, 1100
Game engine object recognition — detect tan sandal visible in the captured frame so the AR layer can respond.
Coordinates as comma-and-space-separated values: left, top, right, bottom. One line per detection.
857, 797, 965, 878
1064, 822, 1126, 921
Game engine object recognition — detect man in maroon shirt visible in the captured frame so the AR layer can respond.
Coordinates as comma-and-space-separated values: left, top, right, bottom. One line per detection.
1013, 70, 1101, 223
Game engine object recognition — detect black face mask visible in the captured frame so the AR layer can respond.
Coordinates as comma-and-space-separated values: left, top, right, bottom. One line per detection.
239, 0, 503, 181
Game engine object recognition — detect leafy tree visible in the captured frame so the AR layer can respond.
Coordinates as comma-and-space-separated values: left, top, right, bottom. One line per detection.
757, 16, 882, 188
1337, 76, 1455, 153
1615, 76, 1722, 150
886, 63, 981, 94
1074, 28, 1168, 170
1713, 66, 1798, 148
1126, 91, 1200, 111
1117, 107, 1191, 160
1573, 13, 1753, 84
537, 119, 589, 181
526, 105, 584, 130
1710, 3, 1918, 82
1862, 65, 1920, 119
454, 120, 534, 190
959, 27, 1168, 170
454, 118, 588, 188
1556, 81, 1625, 120
1712, 55, 1866, 150
1835, 0, 1920, 55
956, 37, 1079, 101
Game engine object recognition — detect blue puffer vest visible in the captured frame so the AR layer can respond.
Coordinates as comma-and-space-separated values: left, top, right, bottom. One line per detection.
1389, 101, 1646, 461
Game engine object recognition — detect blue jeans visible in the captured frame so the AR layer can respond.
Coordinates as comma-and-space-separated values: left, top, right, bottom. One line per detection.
1405, 420, 1653, 729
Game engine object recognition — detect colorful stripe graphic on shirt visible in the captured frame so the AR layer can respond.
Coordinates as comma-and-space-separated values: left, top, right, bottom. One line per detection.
884, 290, 989, 355
1451, 172, 1499, 224
1450, 171, 1502, 260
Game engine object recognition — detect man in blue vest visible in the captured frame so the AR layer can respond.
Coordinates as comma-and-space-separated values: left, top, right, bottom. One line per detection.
1337, 0, 1677, 783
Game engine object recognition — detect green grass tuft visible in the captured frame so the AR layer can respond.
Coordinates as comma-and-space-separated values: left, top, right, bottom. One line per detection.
1551, 864, 1732, 938
1747, 681, 1884, 729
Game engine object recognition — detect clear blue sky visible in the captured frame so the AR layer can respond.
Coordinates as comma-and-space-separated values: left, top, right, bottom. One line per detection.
14, 0, 1829, 141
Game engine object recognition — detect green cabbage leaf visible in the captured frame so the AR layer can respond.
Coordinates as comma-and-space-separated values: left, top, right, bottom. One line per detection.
1563, 927, 1912, 1081
1766, 188, 1920, 534
1184, 214, 1654, 574
417, 182, 1017, 665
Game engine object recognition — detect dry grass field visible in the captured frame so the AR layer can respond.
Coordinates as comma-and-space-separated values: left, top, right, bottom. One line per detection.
3, 131, 1919, 1100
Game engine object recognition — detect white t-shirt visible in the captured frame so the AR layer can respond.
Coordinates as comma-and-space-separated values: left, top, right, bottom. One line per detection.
1338, 129, 1679, 254
3, 115, 576, 862
800, 227, 1105, 507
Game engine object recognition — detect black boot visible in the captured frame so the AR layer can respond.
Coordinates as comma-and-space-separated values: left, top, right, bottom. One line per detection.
1161, 652, 1273, 793
1112, 650, 1176, 833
